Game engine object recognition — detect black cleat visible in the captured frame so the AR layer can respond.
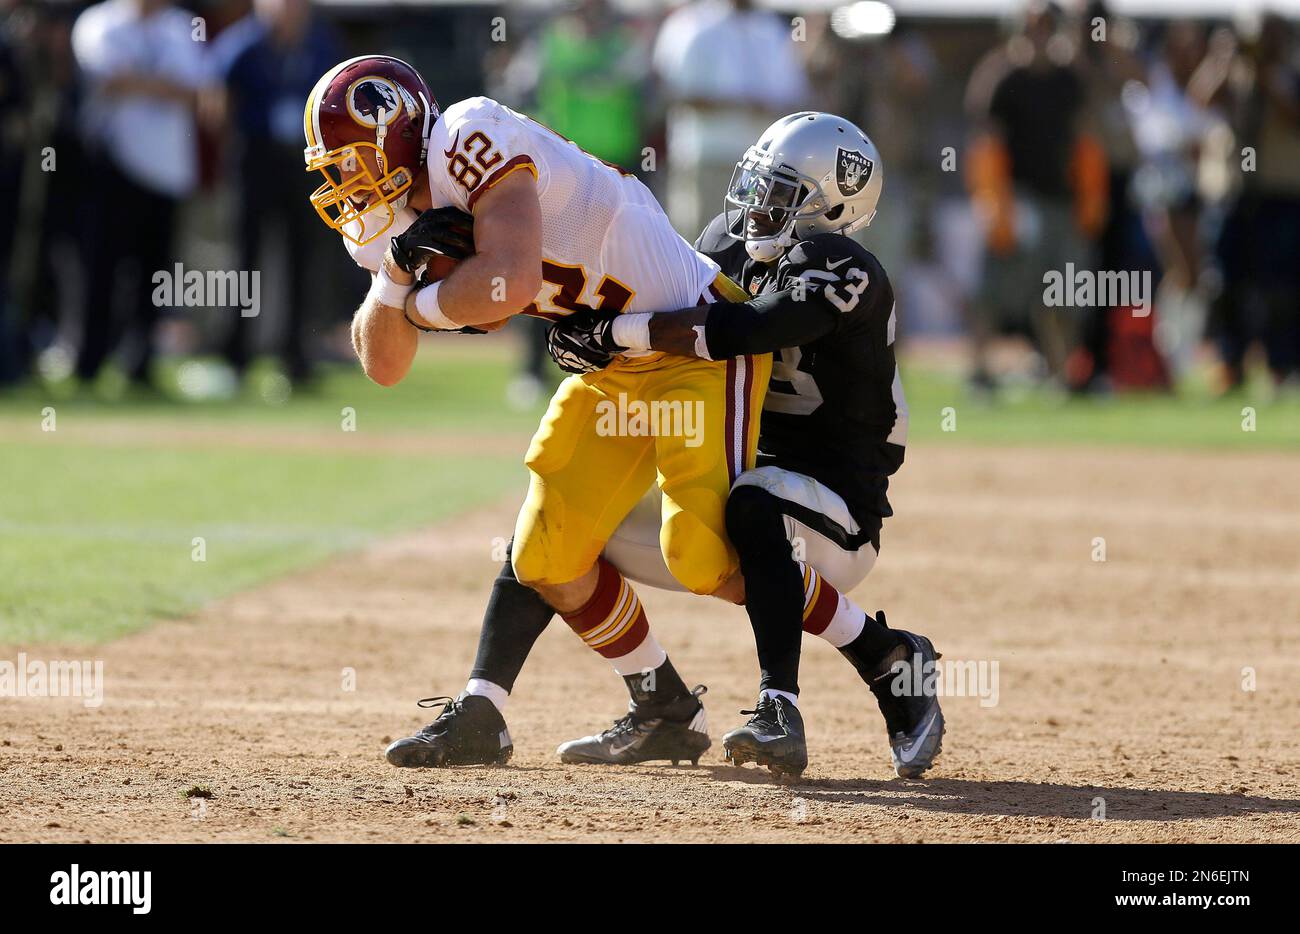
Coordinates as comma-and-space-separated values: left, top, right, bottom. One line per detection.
722, 693, 808, 779
384, 693, 513, 768
557, 685, 710, 766
867, 626, 945, 778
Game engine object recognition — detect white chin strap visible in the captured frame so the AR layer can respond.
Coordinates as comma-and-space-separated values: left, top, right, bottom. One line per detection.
744, 214, 799, 263
745, 238, 786, 263
746, 226, 801, 262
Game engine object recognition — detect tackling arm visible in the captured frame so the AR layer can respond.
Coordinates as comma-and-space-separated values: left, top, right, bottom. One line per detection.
547, 289, 839, 374
650, 290, 839, 360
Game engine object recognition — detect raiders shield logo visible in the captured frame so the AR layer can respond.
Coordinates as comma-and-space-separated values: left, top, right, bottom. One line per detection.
835, 148, 873, 197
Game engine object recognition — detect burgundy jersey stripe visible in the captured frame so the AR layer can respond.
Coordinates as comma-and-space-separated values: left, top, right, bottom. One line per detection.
467, 155, 537, 209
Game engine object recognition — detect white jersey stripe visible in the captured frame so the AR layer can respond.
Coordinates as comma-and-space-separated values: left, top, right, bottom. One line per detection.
731, 355, 747, 480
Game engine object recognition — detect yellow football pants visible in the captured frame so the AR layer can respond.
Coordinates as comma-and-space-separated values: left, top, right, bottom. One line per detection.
512, 351, 770, 595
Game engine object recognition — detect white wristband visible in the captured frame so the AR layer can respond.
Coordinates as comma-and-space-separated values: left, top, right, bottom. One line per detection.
692, 323, 713, 361
370, 265, 414, 309
413, 281, 461, 331
611, 312, 652, 352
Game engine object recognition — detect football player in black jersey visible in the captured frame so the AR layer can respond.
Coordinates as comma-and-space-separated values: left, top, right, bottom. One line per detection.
380, 113, 943, 781
547, 112, 944, 779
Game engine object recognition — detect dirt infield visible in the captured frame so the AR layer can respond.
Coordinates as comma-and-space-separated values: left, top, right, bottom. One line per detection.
2, 442, 1297, 843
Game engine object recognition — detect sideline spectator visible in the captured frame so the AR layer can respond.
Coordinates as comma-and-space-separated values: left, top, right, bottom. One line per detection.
492, 0, 649, 406
533, 0, 647, 171
71, 0, 209, 391
1199, 14, 1300, 389
1124, 19, 1214, 379
964, 0, 1105, 389
1073, 1, 1150, 389
653, 0, 809, 238
211, 0, 341, 386
0, 5, 28, 383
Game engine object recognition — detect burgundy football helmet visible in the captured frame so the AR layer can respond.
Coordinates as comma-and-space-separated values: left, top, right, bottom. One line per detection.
303, 55, 439, 245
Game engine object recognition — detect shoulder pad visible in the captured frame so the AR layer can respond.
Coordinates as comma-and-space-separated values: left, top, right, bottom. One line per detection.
784, 233, 875, 270
693, 212, 737, 254
778, 234, 886, 315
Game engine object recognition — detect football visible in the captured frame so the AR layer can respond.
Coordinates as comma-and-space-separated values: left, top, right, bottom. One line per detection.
422, 254, 510, 332
421, 252, 460, 284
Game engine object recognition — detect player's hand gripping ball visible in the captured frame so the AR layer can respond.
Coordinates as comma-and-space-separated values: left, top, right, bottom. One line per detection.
392, 206, 509, 333
390, 206, 476, 269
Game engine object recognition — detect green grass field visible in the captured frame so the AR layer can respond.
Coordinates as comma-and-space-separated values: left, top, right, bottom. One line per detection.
1, 340, 1295, 644
0, 347, 541, 644
903, 367, 1300, 448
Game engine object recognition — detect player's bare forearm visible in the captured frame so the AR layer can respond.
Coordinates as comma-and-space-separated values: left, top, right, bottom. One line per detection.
353, 259, 418, 386
435, 172, 543, 326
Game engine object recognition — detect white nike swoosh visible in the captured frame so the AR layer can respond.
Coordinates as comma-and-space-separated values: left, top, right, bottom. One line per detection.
826, 257, 852, 271
897, 710, 939, 764
608, 739, 638, 756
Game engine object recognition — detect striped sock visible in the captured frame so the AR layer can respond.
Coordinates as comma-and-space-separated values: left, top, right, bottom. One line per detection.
562, 558, 666, 676
799, 562, 867, 648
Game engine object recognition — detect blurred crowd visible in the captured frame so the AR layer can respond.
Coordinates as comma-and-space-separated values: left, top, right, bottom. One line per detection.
962, 3, 1300, 394
0, 0, 1297, 400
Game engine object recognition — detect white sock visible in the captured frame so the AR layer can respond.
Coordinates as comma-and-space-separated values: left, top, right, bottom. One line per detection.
762, 689, 799, 707
607, 631, 667, 677
464, 678, 509, 713
818, 596, 867, 648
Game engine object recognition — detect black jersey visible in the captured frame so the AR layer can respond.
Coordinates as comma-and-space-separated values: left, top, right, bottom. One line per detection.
694, 213, 907, 536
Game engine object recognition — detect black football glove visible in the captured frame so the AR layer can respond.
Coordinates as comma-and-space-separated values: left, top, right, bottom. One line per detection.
545, 308, 625, 374
389, 206, 476, 273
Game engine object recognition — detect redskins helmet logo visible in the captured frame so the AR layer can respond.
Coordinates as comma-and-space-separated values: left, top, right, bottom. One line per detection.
345, 77, 410, 129
835, 147, 873, 197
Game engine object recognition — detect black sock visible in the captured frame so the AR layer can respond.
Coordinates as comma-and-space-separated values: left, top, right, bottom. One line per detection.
725, 485, 804, 696
467, 540, 555, 693
623, 655, 690, 712
840, 612, 906, 685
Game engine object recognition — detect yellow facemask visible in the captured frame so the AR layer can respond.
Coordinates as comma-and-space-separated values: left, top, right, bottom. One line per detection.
304, 141, 413, 246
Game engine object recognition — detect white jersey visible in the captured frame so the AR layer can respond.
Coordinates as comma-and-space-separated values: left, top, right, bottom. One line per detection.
425, 97, 722, 323
338, 97, 728, 363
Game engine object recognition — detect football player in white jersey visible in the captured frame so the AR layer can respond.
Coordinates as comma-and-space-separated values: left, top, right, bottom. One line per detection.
304, 55, 771, 768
